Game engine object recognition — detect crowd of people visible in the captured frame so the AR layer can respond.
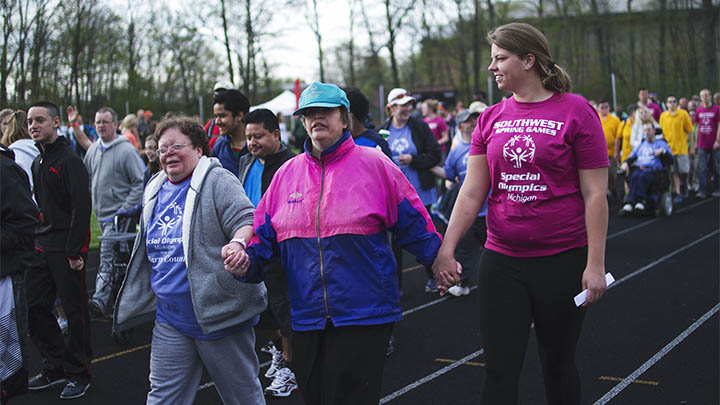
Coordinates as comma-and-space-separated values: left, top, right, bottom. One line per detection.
1, 20, 719, 405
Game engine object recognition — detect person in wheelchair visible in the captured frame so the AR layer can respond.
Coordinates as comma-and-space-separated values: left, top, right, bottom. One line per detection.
620, 122, 673, 213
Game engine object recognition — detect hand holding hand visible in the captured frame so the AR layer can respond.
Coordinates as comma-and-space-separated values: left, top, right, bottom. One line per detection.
222, 242, 249, 276
432, 251, 462, 296
581, 265, 606, 306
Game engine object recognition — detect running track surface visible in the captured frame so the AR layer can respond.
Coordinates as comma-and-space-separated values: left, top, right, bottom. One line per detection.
14, 196, 719, 405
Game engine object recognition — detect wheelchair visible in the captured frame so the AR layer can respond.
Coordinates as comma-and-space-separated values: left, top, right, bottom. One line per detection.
619, 149, 674, 217
96, 213, 139, 344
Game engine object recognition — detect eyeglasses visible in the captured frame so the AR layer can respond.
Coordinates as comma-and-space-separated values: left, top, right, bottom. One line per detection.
667, 100, 677, 104
158, 143, 191, 155
95, 120, 114, 126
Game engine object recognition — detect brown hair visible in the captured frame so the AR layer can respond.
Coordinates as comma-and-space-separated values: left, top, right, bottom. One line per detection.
0, 110, 29, 146
154, 115, 210, 156
487, 22, 572, 93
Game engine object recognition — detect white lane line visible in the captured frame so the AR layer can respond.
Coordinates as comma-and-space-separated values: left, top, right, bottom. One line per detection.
402, 286, 478, 316
592, 302, 720, 405
380, 349, 485, 404
609, 229, 719, 290
381, 229, 719, 403
607, 199, 715, 241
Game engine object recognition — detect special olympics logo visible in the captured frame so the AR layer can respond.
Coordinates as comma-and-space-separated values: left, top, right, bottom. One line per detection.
390, 138, 410, 154
502, 135, 535, 168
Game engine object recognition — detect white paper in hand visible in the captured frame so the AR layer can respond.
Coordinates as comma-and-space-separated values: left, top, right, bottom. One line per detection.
574, 273, 615, 307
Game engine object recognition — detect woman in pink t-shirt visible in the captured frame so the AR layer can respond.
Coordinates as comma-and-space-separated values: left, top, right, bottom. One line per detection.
422, 99, 449, 153
432, 22, 609, 404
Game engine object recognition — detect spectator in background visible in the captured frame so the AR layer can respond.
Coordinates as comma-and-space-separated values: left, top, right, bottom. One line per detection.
83, 107, 145, 317
277, 112, 291, 145
1, 108, 13, 135
1, 111, 39, 196
679, 97, 689, 111
694, 88, 720, 198
380, 88, 441, 293
659, 96, 694, 202
26, 101, 92, 399
598, 99, 621, 200
638, 88, 662, 122
120, 114, 141, 150
688, 109, 700, 192
422, 99, 450, 155
142, 134, 161, 186
714, 92, 720, 107
210, 89, 250, 177
344, 87, 391, 158
137, 109, 150, 148
64, 106, 98, 155
204, 80, 235, 139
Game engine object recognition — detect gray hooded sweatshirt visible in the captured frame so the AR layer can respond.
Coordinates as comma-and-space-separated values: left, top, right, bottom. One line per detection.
84, 136, 145, 220
113, 156, 267, 334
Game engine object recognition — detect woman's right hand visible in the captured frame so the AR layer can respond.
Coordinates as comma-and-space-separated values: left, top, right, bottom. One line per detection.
432, 251, 462, 295
222, 242, 249, 276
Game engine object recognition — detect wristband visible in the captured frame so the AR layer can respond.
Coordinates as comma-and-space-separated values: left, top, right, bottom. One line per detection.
230, 238, 247, 249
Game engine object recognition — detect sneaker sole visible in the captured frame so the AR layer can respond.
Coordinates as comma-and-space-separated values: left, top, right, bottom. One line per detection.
266, 385, 298, 397
28, 378, 66, 391
60, 383, 90, 400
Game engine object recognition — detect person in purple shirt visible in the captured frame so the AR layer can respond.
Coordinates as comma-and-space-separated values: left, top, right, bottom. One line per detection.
638, 88, 663, 122
620, 122, 673, 213
433, 23, 609, 404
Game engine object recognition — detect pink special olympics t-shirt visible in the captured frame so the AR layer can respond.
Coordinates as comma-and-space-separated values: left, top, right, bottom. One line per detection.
469, 92, 609, 257
695, 104, 720, 149
424, 116, 449, 142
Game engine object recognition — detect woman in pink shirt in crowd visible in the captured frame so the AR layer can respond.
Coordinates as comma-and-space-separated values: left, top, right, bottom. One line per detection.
433, 22, 609, 404
422, 99, 449, 153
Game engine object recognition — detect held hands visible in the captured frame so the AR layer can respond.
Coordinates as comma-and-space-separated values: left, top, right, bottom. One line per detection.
222, 241, 249, 276
431, 251, 462, 296
68, 257, 84, 271
581, 264, 607, 307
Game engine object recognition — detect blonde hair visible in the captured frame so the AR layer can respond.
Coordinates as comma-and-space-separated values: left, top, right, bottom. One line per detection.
633, 106, 652, 125
423, 99, 439, 114
0, 110, 29, 146
120, 114, 138, 131
488, 22, 572, 93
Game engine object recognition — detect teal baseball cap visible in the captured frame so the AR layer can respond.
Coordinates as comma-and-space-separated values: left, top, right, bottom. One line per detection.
294, 82, 350, 116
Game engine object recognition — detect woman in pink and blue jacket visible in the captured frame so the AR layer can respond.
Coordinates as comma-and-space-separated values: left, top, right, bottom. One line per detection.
225, 82, 442, 405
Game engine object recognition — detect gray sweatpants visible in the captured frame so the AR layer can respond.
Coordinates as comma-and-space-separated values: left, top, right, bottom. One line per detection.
147, 321, 265, 405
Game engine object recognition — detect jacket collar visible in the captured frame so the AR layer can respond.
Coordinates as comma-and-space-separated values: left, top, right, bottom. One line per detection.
303, 130, 353, 164
36, 135, 68, 156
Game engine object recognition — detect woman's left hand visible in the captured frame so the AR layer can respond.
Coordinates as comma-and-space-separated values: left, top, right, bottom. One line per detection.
222, 242, 250, 276
581, 264, 607, 307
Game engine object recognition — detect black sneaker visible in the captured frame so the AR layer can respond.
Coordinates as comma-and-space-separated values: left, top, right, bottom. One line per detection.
60, 379, 90, 399
28, 371, 66, 391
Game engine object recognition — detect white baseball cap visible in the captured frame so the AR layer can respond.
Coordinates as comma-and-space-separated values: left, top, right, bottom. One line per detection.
213, 80, 236, 91
387, 88, 416, 107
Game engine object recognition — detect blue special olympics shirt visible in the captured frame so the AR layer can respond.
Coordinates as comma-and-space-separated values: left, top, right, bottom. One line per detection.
388, 124, 437, 206
443, 139, 489, 217
146, 177, 250, 340
243, 159, 264, 207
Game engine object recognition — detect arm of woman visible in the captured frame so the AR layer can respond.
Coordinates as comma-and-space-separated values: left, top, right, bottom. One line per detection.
222, 225, 253, 275
429, 166, 447, 179
438, 129, 449, 146
579, 167, 608, 306
432, 155, 490, 292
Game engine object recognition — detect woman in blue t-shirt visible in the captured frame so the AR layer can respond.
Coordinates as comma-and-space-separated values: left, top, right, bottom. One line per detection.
114, 117, 266, 404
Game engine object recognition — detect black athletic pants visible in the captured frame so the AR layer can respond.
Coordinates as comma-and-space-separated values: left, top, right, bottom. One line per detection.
26, 250, 92, 382
292, 322, 393, 405
478, 246, 588, 405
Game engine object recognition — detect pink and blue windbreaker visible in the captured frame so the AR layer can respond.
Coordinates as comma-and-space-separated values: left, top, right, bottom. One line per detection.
243, 132, 442, 331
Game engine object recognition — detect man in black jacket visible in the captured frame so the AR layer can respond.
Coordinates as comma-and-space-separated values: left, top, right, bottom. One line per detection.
25, 101, 93, 399
0, 144, 39, 401
239, 108, 297, 398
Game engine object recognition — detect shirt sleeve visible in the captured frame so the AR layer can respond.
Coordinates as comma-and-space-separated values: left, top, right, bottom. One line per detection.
573, 109, 609, 170
469, 116, 487, 156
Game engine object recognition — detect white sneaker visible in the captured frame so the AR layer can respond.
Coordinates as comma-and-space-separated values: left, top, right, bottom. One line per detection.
634, 202, 645, 211
265, 367, 298, 397
712, 190, 720, 198
264, 351, 284, 378
448, 285, 470, 297
622, 203, 632, 213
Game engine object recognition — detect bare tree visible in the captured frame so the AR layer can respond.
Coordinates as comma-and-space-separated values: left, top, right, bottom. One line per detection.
383, 0, 415, 87
307, 0, 325, 82
220, 0, 234, 83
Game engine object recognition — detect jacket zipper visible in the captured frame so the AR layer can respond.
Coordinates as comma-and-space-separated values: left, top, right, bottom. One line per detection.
316, 158, 330, 320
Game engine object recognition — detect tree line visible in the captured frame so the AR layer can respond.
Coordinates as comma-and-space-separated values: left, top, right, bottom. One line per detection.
1, 0, 718, 121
